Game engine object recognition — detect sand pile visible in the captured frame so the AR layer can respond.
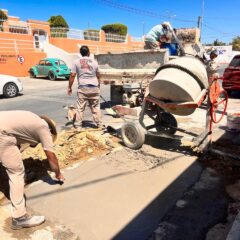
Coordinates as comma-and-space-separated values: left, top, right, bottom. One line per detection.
22, 129, 119, 167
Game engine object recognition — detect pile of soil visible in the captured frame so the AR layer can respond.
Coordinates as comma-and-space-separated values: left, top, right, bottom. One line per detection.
22, 129, 119, 168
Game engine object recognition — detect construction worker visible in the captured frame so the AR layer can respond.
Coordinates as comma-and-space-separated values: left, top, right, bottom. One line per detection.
0, 111, 64, 230
205, 49, 219, 83
68, 45, 102, 129
144, 22, 172, 50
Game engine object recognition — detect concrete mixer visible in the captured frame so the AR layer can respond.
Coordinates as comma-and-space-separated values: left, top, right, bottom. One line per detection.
121, 56, 228, 151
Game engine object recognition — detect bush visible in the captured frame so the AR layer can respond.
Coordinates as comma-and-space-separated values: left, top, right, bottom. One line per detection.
48, 15, 69, 29
101, 23, 127, 36
0, 10, 8, 31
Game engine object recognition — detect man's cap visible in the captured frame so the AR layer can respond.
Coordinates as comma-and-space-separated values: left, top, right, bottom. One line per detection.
210, 49, 218, 56
40, 115, 57, 142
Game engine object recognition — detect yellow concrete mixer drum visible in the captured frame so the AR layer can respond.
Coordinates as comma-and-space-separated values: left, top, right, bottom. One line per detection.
149, 56, 208, 115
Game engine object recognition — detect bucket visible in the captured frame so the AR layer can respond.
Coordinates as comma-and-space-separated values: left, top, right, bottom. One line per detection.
161, 43, 178, 56
227, 113, 240, 132
149, 56, 208, 116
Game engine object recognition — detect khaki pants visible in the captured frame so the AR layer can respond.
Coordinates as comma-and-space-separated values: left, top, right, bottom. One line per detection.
0, 133, 26, 218
75, 87, 102, 126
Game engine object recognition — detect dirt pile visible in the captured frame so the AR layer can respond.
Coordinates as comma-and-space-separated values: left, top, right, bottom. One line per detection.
22, 129, 119, 167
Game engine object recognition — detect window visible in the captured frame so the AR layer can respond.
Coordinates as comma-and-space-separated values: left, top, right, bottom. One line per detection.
59, 60, 66, 66
229, 56, 240, 67
39, 60, 45, 66
45, 61, 52, 66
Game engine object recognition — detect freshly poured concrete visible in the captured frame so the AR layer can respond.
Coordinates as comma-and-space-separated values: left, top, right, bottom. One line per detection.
25, 147, 201, 240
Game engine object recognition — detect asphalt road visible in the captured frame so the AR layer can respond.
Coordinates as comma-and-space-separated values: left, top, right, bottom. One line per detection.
0, 77, 110, 130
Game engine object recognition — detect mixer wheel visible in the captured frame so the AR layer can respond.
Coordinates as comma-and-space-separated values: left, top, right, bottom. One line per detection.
210, 89, 228, 123
121, 122, 145, 149
155, 112, 178, 135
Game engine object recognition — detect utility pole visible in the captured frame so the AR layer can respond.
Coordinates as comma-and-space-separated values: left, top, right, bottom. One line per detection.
199, 0, 204, 42
142, 22, 145, 36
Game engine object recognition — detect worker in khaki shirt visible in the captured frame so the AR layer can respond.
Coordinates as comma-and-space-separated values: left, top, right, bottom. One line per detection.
0, 111, 64, 230
206, 49, 219, 83
68, 45, 102, 129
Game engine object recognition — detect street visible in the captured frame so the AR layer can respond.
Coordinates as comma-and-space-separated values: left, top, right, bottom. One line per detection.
0, 77, 111, 130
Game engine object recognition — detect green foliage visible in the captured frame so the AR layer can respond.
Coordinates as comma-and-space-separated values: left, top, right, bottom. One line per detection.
48, 15, 69, 28
0, 10, 7, 20
101, 23, 127, 36
0, 10, 8, 31
213, 39, 226, 46
232, 36, 240, 51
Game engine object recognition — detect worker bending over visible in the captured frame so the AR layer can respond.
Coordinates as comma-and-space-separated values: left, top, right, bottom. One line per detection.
144, 22, 172, 50
0, 111, 64, 230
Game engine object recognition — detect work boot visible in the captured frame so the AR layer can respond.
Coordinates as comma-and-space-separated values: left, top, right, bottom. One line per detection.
11, 214, 45, 230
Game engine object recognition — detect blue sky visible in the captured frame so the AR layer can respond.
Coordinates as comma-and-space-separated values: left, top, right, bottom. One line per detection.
1, 0, 239, 44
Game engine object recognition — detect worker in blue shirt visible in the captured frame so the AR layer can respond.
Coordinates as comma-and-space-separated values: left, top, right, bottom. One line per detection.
144, 22, 172, 50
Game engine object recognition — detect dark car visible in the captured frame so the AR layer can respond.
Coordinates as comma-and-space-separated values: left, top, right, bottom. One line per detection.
223, 54, 240, 94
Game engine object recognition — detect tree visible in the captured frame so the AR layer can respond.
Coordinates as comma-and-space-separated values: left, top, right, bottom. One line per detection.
101, 23, 128, 36
232, 36, 240, 51
213, 39, 226, 46
48, 15, 69, 38
48, 15, 69, 29
0, 10, 8, 31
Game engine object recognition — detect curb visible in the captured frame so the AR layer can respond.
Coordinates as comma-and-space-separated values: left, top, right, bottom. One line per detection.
226, 212, 240, 240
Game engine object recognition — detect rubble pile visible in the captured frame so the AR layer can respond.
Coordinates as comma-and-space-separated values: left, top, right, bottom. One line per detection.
22, 129, 119, 167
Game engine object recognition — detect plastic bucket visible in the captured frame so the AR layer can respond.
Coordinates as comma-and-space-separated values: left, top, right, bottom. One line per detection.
227, 113, 240, 132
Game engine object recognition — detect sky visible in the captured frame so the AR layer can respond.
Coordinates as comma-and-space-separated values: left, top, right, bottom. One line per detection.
1, 0, 240, 44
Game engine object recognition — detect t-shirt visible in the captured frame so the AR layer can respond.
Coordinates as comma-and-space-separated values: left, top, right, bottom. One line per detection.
0, 111, 54, 152
206, 59, 219, 78
145, 24, 168, 42
72, 56, 99, 88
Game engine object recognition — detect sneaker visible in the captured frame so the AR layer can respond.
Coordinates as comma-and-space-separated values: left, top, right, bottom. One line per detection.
11, 214, 45, 230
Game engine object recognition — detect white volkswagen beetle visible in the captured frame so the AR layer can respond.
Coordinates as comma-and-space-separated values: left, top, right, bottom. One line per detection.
0, 74, 23, 98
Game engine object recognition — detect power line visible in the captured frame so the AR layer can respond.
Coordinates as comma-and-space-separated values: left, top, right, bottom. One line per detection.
95, 0, 197, 23
202, 22, 238, 38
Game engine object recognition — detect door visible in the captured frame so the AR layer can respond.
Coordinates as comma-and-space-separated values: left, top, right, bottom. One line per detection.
34, 34, 40, 49
37, 60, 46, 76
229, 55, 240, 90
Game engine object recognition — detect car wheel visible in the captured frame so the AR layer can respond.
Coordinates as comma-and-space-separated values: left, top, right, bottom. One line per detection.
48, 71, 56, 81
29, 70, 36, 78
3, 82, 19, 98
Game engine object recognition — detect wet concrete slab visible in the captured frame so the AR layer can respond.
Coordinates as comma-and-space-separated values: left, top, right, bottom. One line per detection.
25, 148, 202, 240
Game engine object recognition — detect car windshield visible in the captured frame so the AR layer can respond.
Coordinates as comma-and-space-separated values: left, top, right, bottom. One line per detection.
55, 60, 66, 66
229, 56, 240, 67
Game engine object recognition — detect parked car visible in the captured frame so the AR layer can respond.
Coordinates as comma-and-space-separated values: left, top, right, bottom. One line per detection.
0, 74, 23, 98
29, 58, 71, 80
223, 54, 240, 94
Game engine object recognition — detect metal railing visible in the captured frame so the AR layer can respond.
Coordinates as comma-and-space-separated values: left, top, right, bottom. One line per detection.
50, 28, 100, 41
0, 38, 35, 53
0, 21, 31, 35
50, 28, 130, 43
105, 33, 126, 43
